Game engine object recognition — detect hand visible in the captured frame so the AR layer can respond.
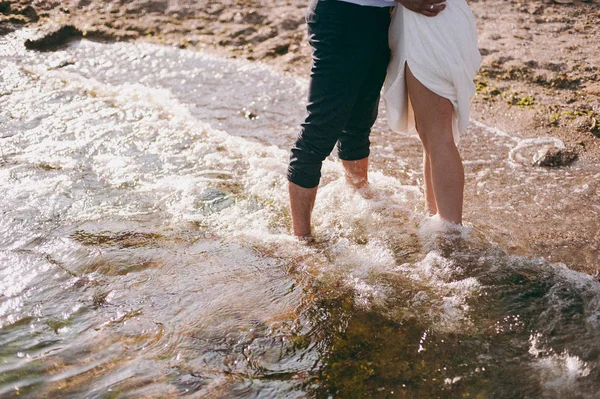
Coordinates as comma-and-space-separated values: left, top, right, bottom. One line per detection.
395, 0, 446, 17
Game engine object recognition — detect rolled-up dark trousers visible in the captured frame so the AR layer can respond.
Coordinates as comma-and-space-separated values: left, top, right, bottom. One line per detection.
287, 0, 391, 189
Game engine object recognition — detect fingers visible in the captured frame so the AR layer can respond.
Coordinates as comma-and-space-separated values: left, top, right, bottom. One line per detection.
397, 0, 447, 17
421, 2, 446, 17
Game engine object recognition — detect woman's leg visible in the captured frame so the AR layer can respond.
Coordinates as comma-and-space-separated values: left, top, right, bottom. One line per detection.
423, 152, 437, 215
406, 65, 464, 224
414, 118, 437, 214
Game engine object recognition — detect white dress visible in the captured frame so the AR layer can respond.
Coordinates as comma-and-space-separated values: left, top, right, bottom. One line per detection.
382, 0, 481, 144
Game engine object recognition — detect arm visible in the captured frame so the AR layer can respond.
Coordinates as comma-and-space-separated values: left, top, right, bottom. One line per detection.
395, 0, 446, 17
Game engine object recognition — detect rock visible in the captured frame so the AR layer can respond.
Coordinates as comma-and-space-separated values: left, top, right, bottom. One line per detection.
34, 1, 60, 11
24, 25, 83, 51
583, 83, 600, 97
8, 16, 27, 25
0, 2, 10, 14
528, 5, 545, 15
279, 17, 303, 31
231, 26, 257, 39
174, 373, 205, 392
273, 42, 290, 55
218, 10, 238, 23
593, 119, 600, 138
532, 146, 578, 167
253, 37, 290, 58
243, 110, 259, 120
248, 25, 278, 44
541, 62, 565, 72
48, 59, 75, 69
524, 60, 538, 68
133, 1, 168, 13
0, 24, 15, 35
206, 4, 225, 15
240, 10, 266, 25
20, 5, 39, 22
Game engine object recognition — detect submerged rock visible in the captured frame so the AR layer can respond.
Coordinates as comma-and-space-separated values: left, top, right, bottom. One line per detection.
19, 5, 38, 22
0, 24, 13, 35
0, 2, 10, 14
174, 373, 205, 392
532, 146, 578, 167
24, 25, 82, 50
0, 3, 38, 22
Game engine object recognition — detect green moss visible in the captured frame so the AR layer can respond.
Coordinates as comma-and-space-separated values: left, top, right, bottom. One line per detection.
474, 78, 502, 100
592, 120, 600, 137
70, 230, 162, 247
547, 108, 599, 134
103, 388, 123, 399
506, 94, 535, 108
500, 65, 532, 81
37, 163, 61, 171
47, 318, 71, 334
0, 361, 47, 393
475, 79, 489, 93
92, 289, 110, 308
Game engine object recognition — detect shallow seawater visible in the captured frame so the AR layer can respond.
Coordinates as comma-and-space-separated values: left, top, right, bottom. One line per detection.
1, 31, 599, 398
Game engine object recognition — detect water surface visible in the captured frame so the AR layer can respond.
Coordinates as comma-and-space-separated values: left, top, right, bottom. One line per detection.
1, 31, 599, 398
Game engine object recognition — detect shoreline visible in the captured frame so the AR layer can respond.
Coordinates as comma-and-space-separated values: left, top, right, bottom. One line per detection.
0, 0, 600, 166
2, 0, 599, 163
2, 1, 599, 273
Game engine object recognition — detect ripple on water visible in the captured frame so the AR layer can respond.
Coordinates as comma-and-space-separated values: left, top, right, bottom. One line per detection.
1, 31, 600, 398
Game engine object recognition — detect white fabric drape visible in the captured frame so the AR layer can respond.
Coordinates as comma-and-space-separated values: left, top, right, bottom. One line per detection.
383, 0, 481, 144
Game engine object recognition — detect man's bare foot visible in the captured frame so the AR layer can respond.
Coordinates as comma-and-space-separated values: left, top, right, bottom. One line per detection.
288, 182, 318, 237
342, 157, 369, 189
296, 234, 318, 245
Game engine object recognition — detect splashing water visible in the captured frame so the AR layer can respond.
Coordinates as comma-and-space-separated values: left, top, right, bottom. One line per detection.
1, 30, 599, 398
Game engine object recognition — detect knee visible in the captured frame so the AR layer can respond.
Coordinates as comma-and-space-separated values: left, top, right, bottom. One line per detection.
291, 130, 336, 164
418, 127, 456, 154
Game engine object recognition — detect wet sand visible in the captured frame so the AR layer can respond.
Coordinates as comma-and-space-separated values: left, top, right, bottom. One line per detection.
2, 0, 600, 162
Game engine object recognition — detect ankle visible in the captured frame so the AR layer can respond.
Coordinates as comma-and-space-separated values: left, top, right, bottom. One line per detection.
289, 182, 318, 238
344, 173, 368, 188
341, 158, 369, 188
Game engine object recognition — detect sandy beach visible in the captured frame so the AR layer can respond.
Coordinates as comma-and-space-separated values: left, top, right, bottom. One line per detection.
2, 0, 600, 163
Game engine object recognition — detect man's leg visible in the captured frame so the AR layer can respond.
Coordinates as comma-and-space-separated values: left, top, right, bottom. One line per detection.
337, 12, 390, 190
287, 58, 363, 236
288, 2, 390, 237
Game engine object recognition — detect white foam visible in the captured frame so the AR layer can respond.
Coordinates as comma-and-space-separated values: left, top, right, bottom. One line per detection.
470, 119, 519, 141
418, 214, 472, 240
392, 251, 480, 332
529, 333, 591, 390
508, 137, 566, 167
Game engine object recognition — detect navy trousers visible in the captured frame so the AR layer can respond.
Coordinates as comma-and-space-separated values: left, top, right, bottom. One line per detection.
287, 0, 391, 189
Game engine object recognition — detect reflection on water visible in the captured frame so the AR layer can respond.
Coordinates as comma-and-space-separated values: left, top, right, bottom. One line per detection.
1, 30, 599, 398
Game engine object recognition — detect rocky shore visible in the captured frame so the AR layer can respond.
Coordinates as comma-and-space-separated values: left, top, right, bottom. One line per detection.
2, 0, 600, 162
